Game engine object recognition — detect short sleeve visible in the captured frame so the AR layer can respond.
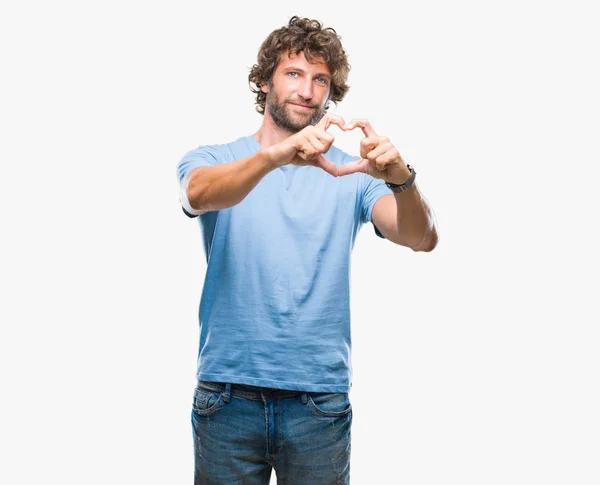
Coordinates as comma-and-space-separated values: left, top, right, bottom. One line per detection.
176, 145, 223, 218
360, 174, 393, 238
176, 145, 222, 184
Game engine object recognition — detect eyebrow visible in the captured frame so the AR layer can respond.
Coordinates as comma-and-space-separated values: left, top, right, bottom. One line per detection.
284, 66, 331, 80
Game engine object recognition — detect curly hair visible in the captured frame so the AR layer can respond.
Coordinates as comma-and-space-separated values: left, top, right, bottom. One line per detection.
248, 16, 351, 115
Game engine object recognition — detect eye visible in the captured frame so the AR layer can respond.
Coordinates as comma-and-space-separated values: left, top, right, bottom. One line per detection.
288, 71, 298, 78
316, 77, 329, 85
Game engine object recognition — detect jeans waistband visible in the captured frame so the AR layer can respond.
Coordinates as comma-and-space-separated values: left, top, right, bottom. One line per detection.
198, 380, 307, 401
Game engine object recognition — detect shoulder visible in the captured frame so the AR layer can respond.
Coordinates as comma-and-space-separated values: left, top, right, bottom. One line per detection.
181, 135, 256, 163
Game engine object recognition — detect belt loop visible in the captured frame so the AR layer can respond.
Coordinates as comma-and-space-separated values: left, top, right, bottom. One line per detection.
223, 383, 231, 403
300, 392, 308, 404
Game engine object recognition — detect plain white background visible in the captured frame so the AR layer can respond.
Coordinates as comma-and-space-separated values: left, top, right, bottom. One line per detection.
1, 1, 598, 483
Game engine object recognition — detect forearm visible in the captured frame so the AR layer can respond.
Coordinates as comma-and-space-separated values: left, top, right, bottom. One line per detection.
393, 184, 438, 252
185, 149, 277, 213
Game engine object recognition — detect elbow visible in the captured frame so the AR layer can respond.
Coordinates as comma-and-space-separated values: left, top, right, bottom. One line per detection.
411, 228, 439, 252
180, 172, 209, 216
187, 183, 207, 212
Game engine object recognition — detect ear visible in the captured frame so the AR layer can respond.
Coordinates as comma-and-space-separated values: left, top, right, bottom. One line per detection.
260, 83, 270, 94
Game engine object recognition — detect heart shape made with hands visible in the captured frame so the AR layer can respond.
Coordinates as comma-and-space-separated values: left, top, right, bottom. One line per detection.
311, 114, 407, 183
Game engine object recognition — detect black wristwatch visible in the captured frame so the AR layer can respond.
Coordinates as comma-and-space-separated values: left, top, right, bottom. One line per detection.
385, 164, 416, 193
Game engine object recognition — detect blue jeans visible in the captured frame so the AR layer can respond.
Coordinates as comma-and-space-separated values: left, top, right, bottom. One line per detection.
191, 380, 352, 484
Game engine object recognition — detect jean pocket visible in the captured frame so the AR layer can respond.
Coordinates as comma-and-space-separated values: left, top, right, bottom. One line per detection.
307, 392, 352, 417
192, 385, 225, 417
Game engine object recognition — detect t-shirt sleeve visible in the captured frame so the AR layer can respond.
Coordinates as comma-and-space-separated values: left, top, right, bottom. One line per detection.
176, 145, 222, 218
360, 174, 393, 239
176, 145, 222, 184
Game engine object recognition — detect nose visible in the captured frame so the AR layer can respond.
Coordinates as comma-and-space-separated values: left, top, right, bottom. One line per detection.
297, 78, 313, 103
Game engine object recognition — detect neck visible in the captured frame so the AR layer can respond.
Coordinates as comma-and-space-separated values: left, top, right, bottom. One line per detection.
253, 110, 296, 148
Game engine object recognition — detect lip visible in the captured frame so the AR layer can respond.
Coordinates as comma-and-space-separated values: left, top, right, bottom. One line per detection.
289, 103, 314, 110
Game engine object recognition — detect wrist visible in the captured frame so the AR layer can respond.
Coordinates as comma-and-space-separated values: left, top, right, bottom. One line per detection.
259, 146, 282, 171
385, 164, 416, 193
385, 164, 411, 185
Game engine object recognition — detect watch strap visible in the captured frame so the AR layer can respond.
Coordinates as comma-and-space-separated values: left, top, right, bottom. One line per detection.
385, 164, 416, 193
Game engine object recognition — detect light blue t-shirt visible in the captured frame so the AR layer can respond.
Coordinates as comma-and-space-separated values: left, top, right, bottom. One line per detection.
177, 134, 392, 392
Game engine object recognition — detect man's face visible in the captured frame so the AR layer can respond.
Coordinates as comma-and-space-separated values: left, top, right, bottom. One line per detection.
262, 51, 331, 133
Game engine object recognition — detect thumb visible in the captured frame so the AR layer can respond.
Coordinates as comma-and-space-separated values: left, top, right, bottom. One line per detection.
314, 155, 340, 177
337, 158, 370, 177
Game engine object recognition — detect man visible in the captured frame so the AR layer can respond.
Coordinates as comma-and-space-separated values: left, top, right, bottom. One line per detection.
176, 15, 437, 485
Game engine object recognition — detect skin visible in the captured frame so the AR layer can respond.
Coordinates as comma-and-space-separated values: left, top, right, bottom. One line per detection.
186, 50, 438, 251
255, 51, 345, 176
256, 51, 437, 251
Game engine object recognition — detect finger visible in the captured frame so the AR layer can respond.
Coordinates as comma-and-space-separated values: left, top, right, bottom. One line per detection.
313, 130, 335, 153
361, 138, 387, 157
371, 157, 393, 172
307, 133, 327, 156
366, 141, 393, 162
345, 119, 378, 138
359, 136, 381, 159
373, 152, 399, 171
316, 113, 346, 132
336, 158, 371, 177
360, 136, 380, 150
296, 132, 330, 162
313, 155, 339, 177
294, 131, 325, 159
295, 138, 319, 161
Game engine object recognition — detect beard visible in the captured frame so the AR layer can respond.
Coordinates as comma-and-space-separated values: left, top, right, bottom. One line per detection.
266, 89, 328, 133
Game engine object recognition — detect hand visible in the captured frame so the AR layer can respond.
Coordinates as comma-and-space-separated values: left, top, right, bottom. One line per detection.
336, 119, 411, 184
265, 113, 346, 177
